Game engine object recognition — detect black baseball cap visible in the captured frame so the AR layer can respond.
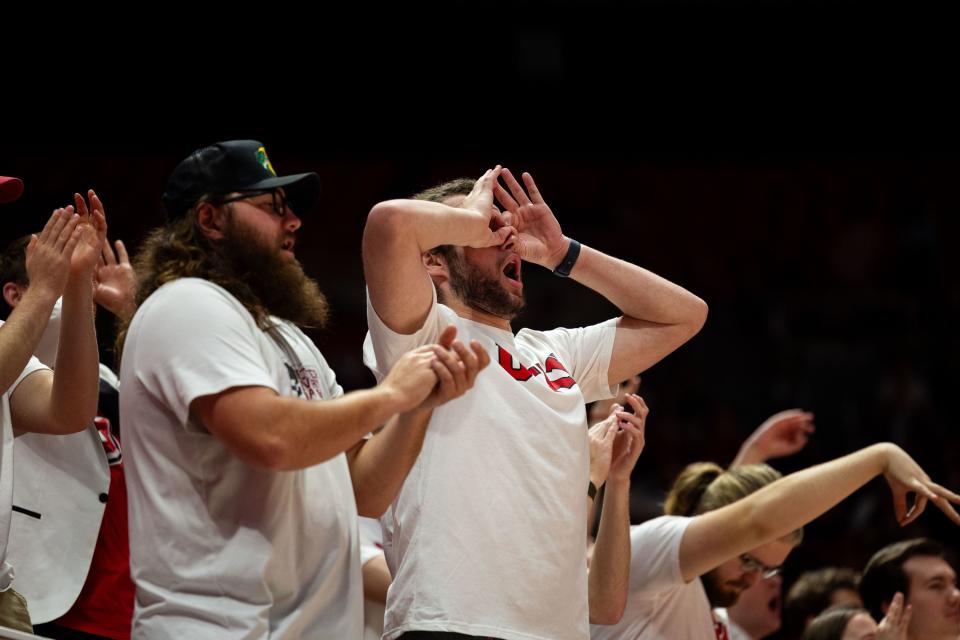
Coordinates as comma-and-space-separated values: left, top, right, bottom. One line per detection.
162, 140, 321, 220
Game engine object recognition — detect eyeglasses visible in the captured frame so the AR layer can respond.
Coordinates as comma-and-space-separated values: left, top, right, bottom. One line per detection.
214, 189, 291, 217
739, 553, 782, 580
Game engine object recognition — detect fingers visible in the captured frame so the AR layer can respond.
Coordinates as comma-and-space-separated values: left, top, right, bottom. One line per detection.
494, 182, 520, 213
902, 492, 927, 526
115, 239, 130, 264
521, 171, 545, 204
470, 339, 491, 371
101, 236, 117, 265
39, 208, 60, 241
431, 343, 468, 392
437, 324, 458, 350
501, 168, 531, 206
89, 189, 105, 216
47, 207, 71, 244
430, 353, 456, 399
60, 222, 83, 260
470, 165, 502, 199
74, 192, 89, 218
55, 209, 80, 252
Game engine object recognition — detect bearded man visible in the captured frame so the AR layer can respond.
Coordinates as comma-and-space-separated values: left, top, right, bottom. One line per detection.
118, 141, 488, 639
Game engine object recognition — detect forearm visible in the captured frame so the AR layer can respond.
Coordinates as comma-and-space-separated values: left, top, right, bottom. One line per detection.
367, 199, 491, 253
250, 385, 415, 471
588, 478, 631, 625
49, 278, 99, 432
0, 287, 58, 392
348, 407, 432, 517
732, 438, 765, 466
568, 244, 707, 327
741, 445, 886, 541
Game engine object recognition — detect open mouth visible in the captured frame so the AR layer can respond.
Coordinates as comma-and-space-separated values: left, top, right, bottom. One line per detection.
768, 594, 781, 615
502, 255, 522, 286
280, 237, 296, 254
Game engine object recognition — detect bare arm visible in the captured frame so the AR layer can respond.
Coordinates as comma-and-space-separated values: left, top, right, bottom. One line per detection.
362, 167, 512, 334
0, 208, 81, 393
678, 443, 960, 582
191, 345, 442, 471
10, 203, 102, 435
494, 169, 708, 387
589, 395, 648, 625
362, 554, 391, 604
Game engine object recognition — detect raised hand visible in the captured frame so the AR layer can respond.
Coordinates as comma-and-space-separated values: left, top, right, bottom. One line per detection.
71, 190, 108, 280
94, 233, 137, 320
734, 408, 815, 466
461, 166, 514, 249
25, 208, 83, 300
876, 592, 911, 640
607, 394, 648, 484
493, 168, 566, 268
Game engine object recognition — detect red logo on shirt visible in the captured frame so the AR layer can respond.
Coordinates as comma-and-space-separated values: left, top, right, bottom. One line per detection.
496, 345, 576, 392
94, 416, 123, 466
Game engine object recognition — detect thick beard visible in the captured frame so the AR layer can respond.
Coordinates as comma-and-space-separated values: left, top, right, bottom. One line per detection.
701, 569, 746, 608
220, 217, 329, 329
445, 250, 525, 320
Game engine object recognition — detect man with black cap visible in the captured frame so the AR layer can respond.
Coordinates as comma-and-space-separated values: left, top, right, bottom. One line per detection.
118, 140, 487, 639
0, 176, 102, 631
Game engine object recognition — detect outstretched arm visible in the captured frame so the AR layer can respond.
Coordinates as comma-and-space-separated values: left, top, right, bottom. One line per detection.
494, 169, 708, 386
679, 443, 960, 582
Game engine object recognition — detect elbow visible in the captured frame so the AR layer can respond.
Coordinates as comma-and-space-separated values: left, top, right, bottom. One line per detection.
50, 404, 97, 435
589, 598, 627, 625
364, 201, 412, 253
245, 435, 302, 472
354, 483, 390, 519
688, 297, 709, 336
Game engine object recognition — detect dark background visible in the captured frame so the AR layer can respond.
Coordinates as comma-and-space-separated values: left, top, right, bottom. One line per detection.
4, 4, 959, 632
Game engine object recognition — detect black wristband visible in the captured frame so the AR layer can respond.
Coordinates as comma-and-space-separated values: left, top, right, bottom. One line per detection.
588, 480, 598, 500
552, 239, 581, 278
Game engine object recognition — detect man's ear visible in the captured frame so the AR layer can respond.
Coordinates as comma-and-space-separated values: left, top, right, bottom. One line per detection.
422, 250, 448, 279
2, 282, 25, 309
195, 202, 228, 241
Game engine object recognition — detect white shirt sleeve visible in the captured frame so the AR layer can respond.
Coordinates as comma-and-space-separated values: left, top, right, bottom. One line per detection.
628, 516, 692, 595
131, 280, 279, 429
363, 285, 445, 382
540, 318, 619, 403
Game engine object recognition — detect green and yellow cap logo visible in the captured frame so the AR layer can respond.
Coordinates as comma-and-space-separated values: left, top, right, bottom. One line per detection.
256, 146, 277, 176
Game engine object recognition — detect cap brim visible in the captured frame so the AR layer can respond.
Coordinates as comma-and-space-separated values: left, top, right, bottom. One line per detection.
0, 177, 24, 204
247, 172, 321, 215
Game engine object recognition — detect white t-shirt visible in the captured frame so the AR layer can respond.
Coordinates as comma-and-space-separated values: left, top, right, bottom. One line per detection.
364, 288, 617, 640
359, 516, 386, 640
590, 516, 716, 640
120, 279, 362, 639
0, 334, 48, 591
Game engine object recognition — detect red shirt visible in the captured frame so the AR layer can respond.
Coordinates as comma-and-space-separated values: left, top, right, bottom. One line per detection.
55, 413, 135, 639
